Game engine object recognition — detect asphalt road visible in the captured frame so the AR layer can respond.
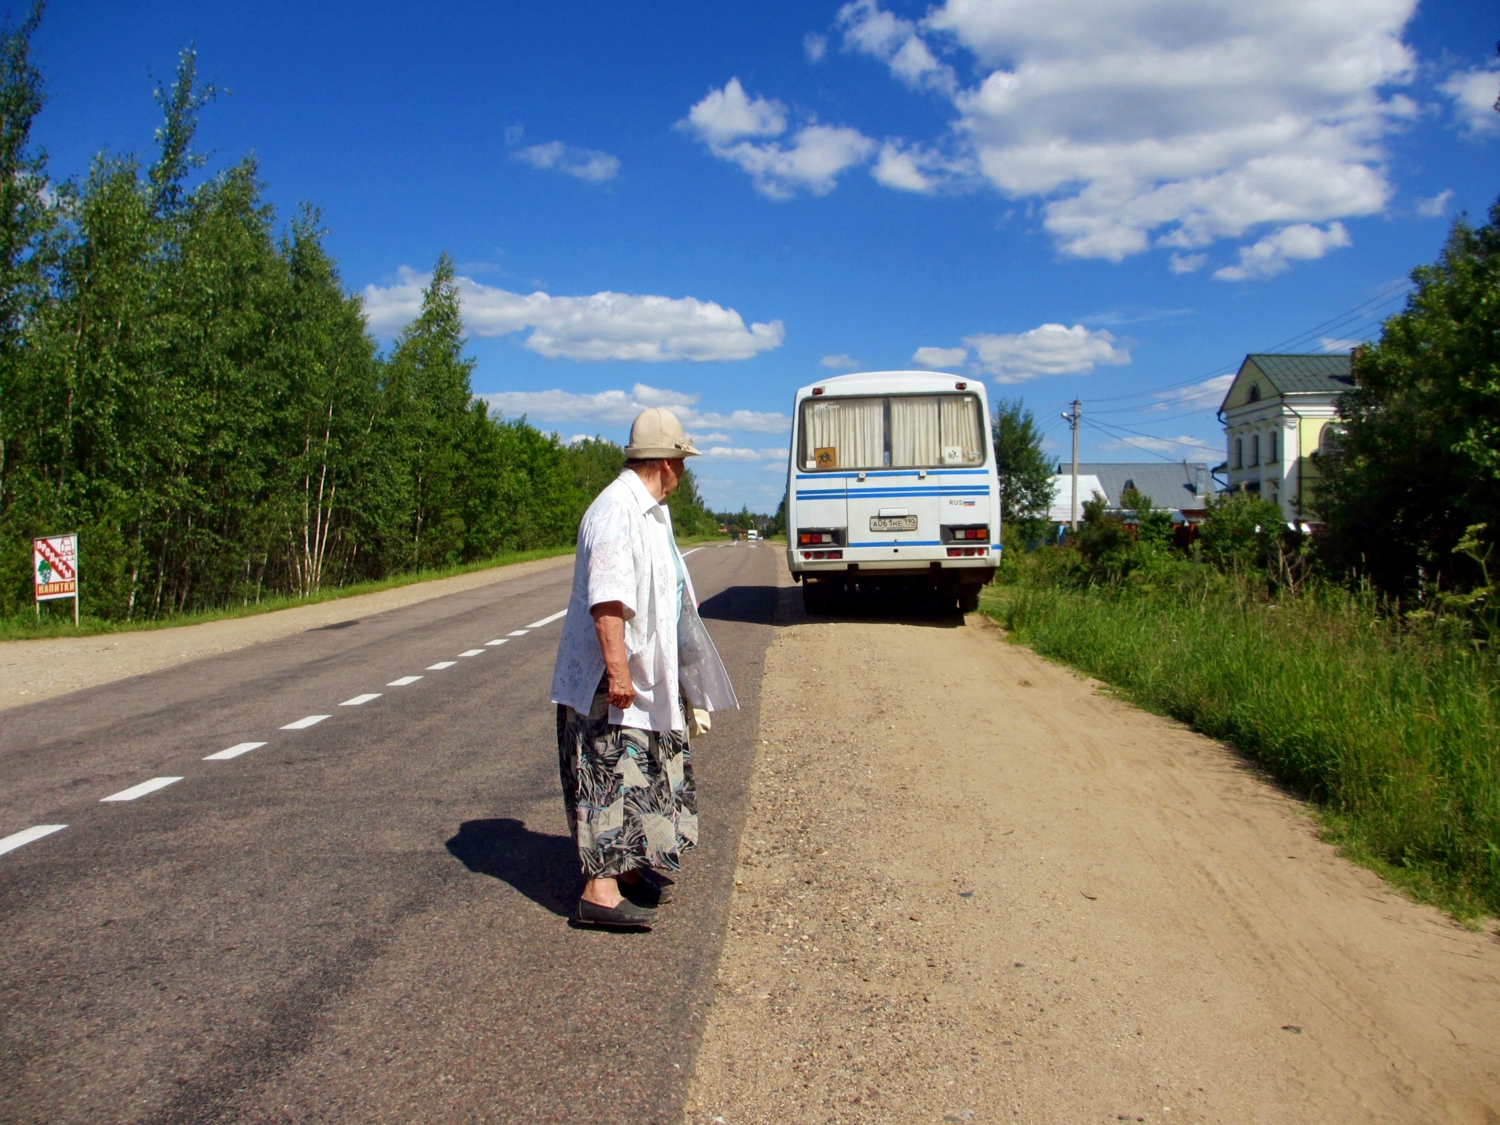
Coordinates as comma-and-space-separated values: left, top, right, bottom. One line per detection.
0, 542, 785, 1124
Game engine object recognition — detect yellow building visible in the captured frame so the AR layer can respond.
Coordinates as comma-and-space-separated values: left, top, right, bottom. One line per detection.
1218, 353, 1353, 524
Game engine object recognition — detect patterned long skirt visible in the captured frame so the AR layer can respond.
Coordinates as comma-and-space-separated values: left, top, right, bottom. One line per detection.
556, 679, 698, 878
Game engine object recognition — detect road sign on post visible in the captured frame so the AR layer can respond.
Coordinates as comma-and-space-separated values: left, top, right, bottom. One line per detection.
33, 533, 79, 625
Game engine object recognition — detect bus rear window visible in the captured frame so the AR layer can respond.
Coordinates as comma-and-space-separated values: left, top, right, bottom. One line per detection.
800, 394, 986, 471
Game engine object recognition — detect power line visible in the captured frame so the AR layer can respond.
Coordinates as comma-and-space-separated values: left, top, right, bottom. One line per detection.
1073, 279, 1413, 408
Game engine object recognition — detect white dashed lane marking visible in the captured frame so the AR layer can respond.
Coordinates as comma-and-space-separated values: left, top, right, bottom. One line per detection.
485, 639, 508, 647
507, 630, 529, 637
525, 609, 568, 629
426, 661, 456, 670
387, 675, 422, 686
281, 714, 331, 730
204, 742, 267, 761
340, 693, 382, 706
0, 824, 67, 856
458, 649, 485, 657
101, 777, 183, 802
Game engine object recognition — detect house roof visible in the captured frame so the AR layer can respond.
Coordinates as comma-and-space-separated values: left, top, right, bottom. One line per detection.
1244, 353, 1354, 394
1220, 353, 1354, 413
1054, 462, 1214, 510
1048, 474, 1106, 523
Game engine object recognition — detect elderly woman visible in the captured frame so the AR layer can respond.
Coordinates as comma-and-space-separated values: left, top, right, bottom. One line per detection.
550, 408, 732, 928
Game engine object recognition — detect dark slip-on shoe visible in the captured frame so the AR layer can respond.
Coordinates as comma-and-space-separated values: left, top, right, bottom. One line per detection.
620, 876, 673, 907
576, 897, 658, 928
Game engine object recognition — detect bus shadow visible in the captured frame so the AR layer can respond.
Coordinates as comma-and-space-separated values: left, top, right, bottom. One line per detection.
698, 584, 965, 628
445, 818, 578, 918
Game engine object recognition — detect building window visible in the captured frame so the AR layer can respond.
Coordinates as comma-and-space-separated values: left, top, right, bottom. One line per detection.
1235, 437, 1243, 469
1268, 430, 1278, 462
1248, 383, 1261, 403
1251, 435, 1260, 466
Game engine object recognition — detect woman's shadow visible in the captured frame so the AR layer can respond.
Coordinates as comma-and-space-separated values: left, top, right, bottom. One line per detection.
446, 818, 578, 918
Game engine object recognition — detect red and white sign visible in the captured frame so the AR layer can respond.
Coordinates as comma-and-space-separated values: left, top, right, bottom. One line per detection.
33, 534, 78, 601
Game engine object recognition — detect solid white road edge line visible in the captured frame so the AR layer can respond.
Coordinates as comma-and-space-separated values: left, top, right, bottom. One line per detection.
484, 639, 509, 646
101, 777, 183, 802
458, 649, 485, 657
507, 629, 530, 637
524, 609, 568, 628
340, 693, 382, 706
0, 824, 67, 856
426, 661, 456, 670
204, 741, 267, 761
388, 675, 423, 686
682, 548, 704, 557
281, 714, 331, 730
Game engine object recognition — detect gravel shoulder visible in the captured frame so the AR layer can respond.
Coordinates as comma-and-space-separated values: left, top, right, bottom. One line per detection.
0, 555, 571, 712
685, 603, 1500, 1125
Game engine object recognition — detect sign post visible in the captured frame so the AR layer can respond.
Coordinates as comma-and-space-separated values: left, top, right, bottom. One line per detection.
33, 534, 79, 626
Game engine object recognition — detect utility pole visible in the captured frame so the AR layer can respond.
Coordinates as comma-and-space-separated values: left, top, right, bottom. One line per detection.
1061, 400, 1081, 532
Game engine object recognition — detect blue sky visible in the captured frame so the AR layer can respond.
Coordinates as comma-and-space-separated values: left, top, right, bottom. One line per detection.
26, 0, 1499, 510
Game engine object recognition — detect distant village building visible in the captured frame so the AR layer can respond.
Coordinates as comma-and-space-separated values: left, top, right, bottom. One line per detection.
1217, 353, 1352, 524
1046, 461, 1213, 537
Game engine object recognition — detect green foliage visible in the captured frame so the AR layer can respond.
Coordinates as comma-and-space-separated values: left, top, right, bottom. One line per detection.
0, 20, 592, 626
1318, 197, 1500, 600
1197, 491, 1291, 572
987, 554, 1500, 918
664, 466, 720, 539
991, 397, 1053, 541
566, 436, 623, 503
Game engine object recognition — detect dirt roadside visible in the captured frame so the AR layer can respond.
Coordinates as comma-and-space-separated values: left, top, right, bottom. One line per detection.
684, 593, 1500, 1124
0, 554, 571, 711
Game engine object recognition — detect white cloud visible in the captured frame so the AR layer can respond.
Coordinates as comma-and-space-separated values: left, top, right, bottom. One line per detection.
1416, 189, 1453, 218
1213, 221, 1351, 281
703, 446, 790, 462
511, 141, 621, 184
1145, 373, 1235, 411
362, 267, 784, 362
870, 141, 973, 193
679, 78, 876, 198
838, 0, 957, 95
694, 431, 732, 443
812, 0, 1419, 269
1100, 434, 1222, 459
681, 77, 786, 146
820, 353, 861, 369
805, 32, 828, 62
962, 323, 1130, 383
478, 383, 791, 434
1439, 63, 1500, 137
1319, 337, 1360, 352
912, 345, 969, 368
1168, 252, 1207, 275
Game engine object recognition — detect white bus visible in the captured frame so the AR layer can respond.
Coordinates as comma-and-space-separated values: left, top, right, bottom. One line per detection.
785, 370, 1000, 614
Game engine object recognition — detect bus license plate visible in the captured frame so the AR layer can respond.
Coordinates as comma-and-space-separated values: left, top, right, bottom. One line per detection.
869, 515, 918, 532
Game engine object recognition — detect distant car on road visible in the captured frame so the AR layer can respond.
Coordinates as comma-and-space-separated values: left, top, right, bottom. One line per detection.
786, 369, 1000, 614
745, 529, 758, 541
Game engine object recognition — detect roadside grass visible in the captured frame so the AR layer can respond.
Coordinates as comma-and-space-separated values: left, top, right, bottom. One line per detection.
980, 577, 1500, 923
0, 545, 578, 643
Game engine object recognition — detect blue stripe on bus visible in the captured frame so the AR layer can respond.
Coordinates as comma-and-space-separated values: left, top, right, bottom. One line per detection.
793, 469, 989, 480
794, 488, 991, 499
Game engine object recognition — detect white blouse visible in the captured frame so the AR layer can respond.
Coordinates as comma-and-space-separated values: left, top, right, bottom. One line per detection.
549, 470, 696, 733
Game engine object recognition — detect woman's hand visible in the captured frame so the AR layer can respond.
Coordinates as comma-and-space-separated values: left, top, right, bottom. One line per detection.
591, 602, 635, 710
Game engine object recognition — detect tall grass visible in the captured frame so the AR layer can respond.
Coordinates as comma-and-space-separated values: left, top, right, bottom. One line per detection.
984, 566, 1500, 919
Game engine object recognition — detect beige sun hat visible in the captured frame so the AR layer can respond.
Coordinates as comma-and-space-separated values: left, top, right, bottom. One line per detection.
624, 407, 700, 459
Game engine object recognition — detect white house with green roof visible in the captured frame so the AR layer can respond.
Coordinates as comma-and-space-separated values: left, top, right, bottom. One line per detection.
1218, 353, 1354, 524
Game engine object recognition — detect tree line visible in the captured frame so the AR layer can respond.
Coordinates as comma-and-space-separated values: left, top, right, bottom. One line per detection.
0, 14, 716, 623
